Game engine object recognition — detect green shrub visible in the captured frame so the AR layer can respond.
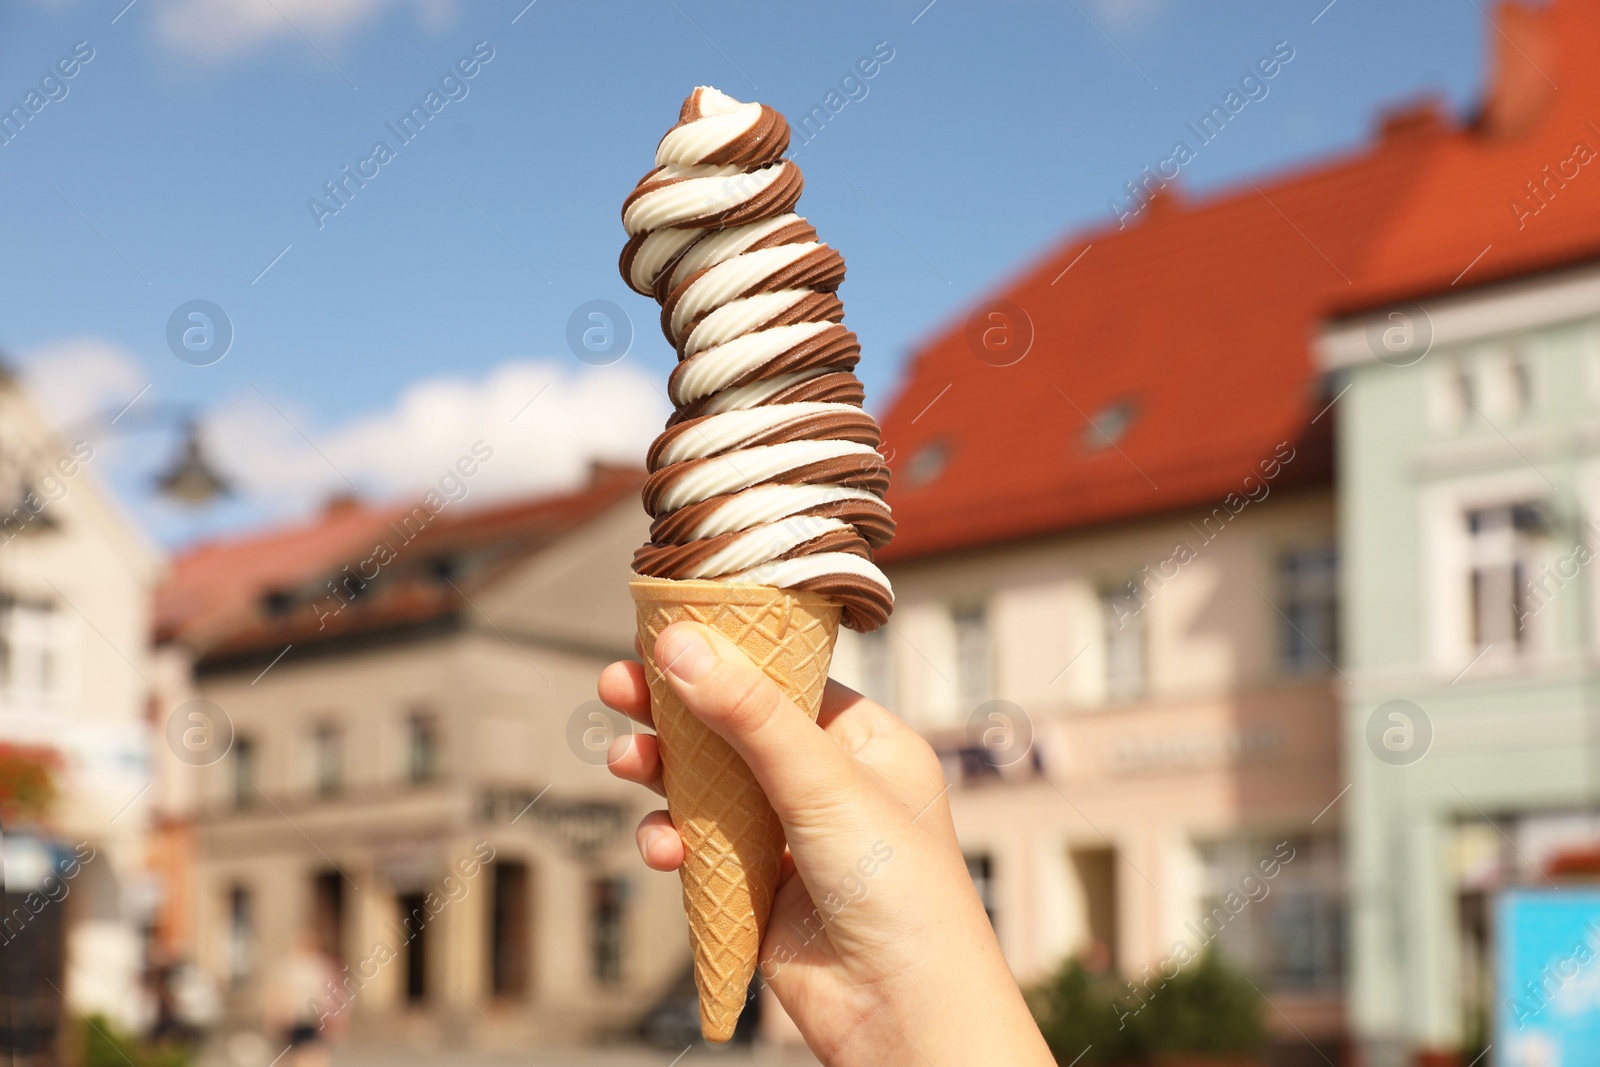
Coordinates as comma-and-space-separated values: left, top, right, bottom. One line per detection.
1139, 950, 1264, 1055
1028, 950, 1264, 1065
1027, 959, 1146, 1065
81, 1015, 192, 1067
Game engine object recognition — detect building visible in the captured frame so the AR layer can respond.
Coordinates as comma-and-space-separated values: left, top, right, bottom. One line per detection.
1318, 2, 1600, 1063
818, 37, 1485, 1065
151, 465, 693, 1049
0, 365, 163, 1058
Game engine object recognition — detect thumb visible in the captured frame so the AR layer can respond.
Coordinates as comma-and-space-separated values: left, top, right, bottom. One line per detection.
650, 621, 858, 819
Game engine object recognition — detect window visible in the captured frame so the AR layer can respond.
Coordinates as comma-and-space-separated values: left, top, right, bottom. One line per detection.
312, 723, 342, 797
966, 854, 996, 929
227, 885, 253, 986
1196, 834, 1343, 992
1452, 361, 1475, 420
1083, 398, 1137, 450
1440, 355, 1472, 428
1466, 503, 1544, 652
591, 877, 626, 985
857, 628, 895, 709
903, 440, 950, 489
232, 737, 256, 809
953, 604, 992, 711
1280, 547, 1339, 673
0, 599, 70, 708
1101, 583, 1145, 702
407, 712, 438, 784
261, 590, 295, 617
1507, 350, 1531, 416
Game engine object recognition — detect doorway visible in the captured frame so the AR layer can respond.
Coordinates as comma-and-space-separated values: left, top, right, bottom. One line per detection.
311, 871, 344, 962
489, 860, 530, 998
1070, 846, 1120, 972
397, 892, 429, 1003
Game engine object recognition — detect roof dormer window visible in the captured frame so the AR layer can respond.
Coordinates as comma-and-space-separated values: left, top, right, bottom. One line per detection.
1084, 398, 1138, 451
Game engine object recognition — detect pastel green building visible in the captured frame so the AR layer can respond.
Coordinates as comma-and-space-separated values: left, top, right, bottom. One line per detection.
1324, 260, 1600, 1066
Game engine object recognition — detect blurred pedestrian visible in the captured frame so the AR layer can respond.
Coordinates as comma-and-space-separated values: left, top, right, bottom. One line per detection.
264, 928, 335, 1067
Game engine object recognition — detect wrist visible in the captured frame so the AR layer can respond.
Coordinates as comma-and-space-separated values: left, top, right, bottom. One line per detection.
830, 925, 1051, 1066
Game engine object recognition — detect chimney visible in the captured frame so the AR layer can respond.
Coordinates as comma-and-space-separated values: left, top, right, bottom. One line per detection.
587, 459, 639, 485
1377, 96, 1449, 144
322, 491, 362, 516
1476, 0, 1557, 138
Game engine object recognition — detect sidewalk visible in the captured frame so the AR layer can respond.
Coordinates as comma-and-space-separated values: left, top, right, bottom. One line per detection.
327, 1043, 822, 1067
199, 1034, 823, 1067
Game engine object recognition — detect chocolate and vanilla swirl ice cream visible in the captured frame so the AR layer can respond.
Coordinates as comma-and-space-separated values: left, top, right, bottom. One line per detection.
620, 86, 894, 631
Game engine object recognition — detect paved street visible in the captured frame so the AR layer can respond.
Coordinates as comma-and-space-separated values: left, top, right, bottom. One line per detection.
199, 1034, 822, 1067
329, 1043, 822, 1067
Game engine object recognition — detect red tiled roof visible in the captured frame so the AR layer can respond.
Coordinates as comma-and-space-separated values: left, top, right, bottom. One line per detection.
158, 466, 643, 662
155, 497, 406, 649
875, 121, 1448, 562
1336, 0, 1600, 313
875, 0, 1598, 564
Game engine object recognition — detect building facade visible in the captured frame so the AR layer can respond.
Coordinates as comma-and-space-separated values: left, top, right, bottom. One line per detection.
1317, 3, 1600, 1062
153, 469, 694, 1049
0, 365, 163, 1058
833, 487, 1348, 1042
1326, 262, 1600, 1067
811, 74, 1450, 1065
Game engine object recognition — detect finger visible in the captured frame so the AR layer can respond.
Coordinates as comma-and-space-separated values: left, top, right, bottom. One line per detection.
817, 677, 907, 736
607, 732, 666, 797
636, 810, 683, 871
650, 622, 862, 821
598, 660, 654, 727
817, 677, 869, 731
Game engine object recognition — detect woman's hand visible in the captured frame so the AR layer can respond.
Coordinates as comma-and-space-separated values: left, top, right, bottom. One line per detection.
598, 621, 1054, 1066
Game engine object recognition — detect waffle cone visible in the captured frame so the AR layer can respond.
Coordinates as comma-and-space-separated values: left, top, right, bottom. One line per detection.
630, 576, 841, 1043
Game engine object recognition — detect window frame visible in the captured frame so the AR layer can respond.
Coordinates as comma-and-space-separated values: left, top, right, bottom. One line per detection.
1099, 581, 1146, 703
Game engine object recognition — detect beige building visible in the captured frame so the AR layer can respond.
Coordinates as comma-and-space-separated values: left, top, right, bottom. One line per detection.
817, 87, 1455, 1057
833, 487, 1345, 1039
0, 364, 163, 1054
152, 466, 695, 1048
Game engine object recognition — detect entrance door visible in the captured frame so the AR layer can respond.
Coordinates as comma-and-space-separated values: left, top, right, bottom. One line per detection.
312, 871, 344, 962
397, 892, 428, 1003
1070, 846, 1120, 972
0, 886, 66, 1064
490, 861, 530, 998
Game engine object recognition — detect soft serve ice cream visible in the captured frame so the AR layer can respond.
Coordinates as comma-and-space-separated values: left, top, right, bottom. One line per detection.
621, 86, 894, 631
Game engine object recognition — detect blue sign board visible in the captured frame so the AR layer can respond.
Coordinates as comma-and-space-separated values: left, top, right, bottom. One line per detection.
1497, 889, 1600, 1067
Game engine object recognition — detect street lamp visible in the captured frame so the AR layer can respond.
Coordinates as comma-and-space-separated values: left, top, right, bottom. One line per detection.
153, 420, 231, 506
0, 382, 232, 520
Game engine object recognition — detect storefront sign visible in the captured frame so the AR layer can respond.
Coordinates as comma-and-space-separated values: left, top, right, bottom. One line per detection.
1496, 889, 1600, 1064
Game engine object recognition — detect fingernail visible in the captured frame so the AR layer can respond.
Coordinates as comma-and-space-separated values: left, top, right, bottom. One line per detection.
644, 828, 665, 859
657, 629, 716, 683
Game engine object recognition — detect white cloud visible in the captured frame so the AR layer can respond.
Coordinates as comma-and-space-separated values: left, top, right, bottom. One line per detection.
1089, 0, 1168, 34
17, 337, 148, 431
151, 0, 456, 58
209, 358, 669, 514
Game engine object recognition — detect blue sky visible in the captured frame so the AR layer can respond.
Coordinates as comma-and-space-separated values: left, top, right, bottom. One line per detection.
0, 0, 1485, 547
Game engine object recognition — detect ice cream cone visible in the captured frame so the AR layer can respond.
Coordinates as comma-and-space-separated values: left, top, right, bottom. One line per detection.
630, 576, 841, 1043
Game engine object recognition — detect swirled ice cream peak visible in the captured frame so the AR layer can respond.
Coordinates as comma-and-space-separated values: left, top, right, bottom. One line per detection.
619, 86, 894, 631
